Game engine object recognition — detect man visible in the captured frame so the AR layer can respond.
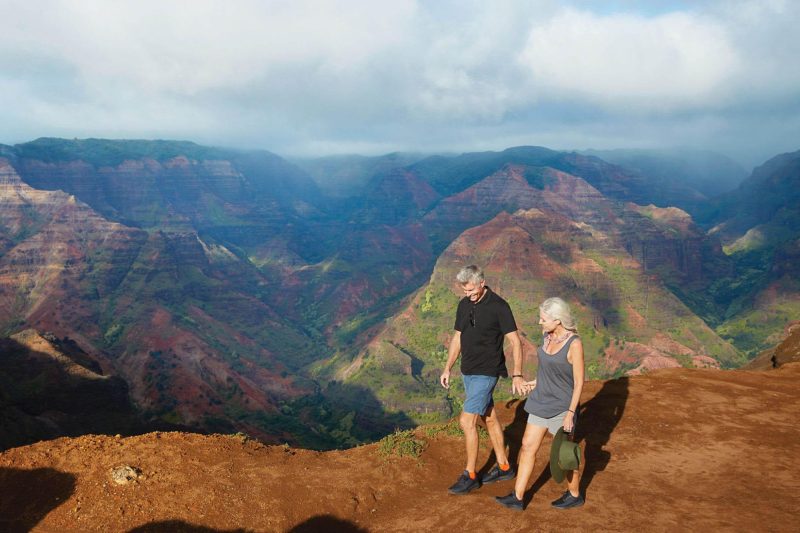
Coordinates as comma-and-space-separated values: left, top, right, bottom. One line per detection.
440, 265, 524, 495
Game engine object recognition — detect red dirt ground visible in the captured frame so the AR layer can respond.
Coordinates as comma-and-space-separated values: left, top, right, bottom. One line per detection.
2, 363, 799, 532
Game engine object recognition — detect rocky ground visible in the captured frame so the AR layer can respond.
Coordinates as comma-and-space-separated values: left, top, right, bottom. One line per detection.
2, 358, 799, 532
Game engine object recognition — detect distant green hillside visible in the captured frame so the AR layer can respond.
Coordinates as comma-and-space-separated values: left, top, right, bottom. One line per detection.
16, 138, 237, 167
706, 150, 800, 357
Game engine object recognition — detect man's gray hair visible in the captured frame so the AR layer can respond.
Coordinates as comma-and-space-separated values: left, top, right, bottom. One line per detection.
456, 265, 484, 285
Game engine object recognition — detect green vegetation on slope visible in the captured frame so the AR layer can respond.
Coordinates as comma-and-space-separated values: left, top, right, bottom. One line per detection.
16, 138, 235, 167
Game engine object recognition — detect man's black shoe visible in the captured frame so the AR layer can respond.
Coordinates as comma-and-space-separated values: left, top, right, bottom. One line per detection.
482, 464, 516, 484
495, 492, 524, 511
448, 471, 480, 495
551, 491, 584, 509
551, 490, 570, 506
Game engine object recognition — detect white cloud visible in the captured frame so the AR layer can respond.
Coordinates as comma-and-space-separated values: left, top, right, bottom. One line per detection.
710, 0, 800, 101
518, 9, 740, 110
17, 0, 418, 95
0, 0, 799, 165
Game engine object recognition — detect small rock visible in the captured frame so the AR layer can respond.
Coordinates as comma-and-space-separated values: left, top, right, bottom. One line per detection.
110, 465, 142, 485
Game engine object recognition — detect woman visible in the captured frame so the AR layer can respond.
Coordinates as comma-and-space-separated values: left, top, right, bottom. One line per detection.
495, 297, 585, 511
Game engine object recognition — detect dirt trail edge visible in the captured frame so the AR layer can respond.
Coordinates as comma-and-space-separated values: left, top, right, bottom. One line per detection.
2, 363, 799, 532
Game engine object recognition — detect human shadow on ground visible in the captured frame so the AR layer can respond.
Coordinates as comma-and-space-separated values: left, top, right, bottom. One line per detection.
0, 467, 76, 533
576, 376, 629, 495
287, 515, 370, 532
127, 521, 249, 532
488, 377, 629, 504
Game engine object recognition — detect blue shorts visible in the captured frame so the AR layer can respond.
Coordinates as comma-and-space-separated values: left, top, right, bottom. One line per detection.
462, 375, 499, 415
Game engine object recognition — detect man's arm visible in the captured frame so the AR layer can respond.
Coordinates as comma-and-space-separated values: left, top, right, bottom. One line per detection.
505, 330, 524, 395
440, 331, 461, 389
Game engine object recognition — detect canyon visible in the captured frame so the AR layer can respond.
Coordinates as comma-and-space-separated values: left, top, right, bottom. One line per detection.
1, 138, 798, 447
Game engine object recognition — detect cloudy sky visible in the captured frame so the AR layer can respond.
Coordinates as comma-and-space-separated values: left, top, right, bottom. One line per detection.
1, 0, 798, 167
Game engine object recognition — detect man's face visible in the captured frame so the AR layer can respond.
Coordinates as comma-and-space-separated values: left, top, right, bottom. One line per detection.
461, 281, 485, 302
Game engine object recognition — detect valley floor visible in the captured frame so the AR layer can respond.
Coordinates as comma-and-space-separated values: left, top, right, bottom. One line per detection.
2, 363, 799, 532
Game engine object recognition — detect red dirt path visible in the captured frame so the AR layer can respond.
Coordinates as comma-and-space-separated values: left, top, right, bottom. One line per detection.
2, 363, 799, 532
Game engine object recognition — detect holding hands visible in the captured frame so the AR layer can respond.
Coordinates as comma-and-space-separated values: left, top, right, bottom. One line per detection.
513, 378, 536, 396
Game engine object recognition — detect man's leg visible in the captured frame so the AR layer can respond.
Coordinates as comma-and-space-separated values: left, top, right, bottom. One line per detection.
482, 405, 508, 466
459, 411, 480, 473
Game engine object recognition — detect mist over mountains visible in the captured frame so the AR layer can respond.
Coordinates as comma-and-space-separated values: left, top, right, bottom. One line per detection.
1, 137, 798, 449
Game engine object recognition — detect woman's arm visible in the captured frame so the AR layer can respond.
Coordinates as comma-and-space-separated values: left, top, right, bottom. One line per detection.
563, 338, 584, 432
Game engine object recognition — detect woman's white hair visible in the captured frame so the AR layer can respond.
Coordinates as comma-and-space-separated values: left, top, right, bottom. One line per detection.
540, 297, 578, 332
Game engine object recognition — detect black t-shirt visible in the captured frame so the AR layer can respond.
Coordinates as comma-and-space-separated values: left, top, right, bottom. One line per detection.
454, 287, 518, 377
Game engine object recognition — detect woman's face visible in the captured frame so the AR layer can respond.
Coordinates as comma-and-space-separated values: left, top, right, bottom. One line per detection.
539, 311, 560, 334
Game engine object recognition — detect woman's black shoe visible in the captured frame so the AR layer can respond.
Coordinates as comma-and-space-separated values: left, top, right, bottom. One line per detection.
495, 492, 524, 511
551, 492, 584, 509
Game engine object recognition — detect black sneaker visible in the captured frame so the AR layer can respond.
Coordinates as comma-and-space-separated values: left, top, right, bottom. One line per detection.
551, 492, 584, 509
448, 470, 480, 495
551, 490, 570, 506
495, 492, 524, 511
482, 464, 516, 484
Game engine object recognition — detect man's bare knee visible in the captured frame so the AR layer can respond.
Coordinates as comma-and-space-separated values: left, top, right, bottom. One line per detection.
460, 412, 477, 431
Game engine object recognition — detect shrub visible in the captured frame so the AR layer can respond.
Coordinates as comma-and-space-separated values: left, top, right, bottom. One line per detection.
378, 429, 426, 459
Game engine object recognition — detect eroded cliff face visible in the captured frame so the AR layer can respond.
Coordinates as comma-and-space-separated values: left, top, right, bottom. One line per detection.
557, 151, 712, 211
14, 156, 280, 230
711, 150, 800, 245
348, 204, 740, 419
0, 159, 318, 442
0, 329, 148, 450
620, 204, 727, 284
702, 151, 800, 357
361, 168, 441, 225
0, 158, 148, 337
422, 164, 726, 284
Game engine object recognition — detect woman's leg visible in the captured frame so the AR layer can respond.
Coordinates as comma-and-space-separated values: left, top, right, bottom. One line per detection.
513, 423, 548, 499
565, 444, 582, 497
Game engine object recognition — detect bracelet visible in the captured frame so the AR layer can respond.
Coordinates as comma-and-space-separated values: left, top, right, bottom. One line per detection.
512, 374, 523, 378
567, 409, 575, 413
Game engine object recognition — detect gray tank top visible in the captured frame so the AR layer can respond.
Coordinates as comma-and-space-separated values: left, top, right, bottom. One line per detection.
524, 335, 578, 418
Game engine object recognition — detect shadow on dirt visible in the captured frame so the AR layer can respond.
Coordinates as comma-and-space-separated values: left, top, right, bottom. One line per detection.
0, 467, 76, 533
485, 376, 629, 503
128, 521, 250, 532
288, 514, 370, 532
577, 376, 629, 494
